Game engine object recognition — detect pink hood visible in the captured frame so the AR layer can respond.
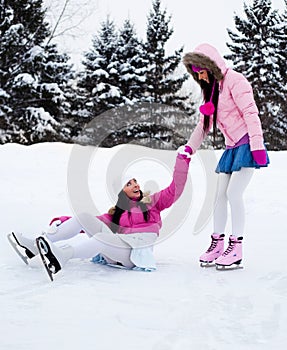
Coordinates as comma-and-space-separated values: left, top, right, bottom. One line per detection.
193, 43, 228, 76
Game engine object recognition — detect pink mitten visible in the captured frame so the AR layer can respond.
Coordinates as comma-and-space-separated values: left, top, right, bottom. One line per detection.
49, 216, 71, 226
252, 150, 267, 165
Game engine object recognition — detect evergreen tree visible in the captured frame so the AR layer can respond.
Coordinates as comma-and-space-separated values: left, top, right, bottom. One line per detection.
225, 0, 287, 150
75, 4, 196, 149
116, 19, 148, 103
278, 0, 287, 83
272, 0, 287, 149
143, 0, 190, 111
0, 0, 74, 144
78, 17, 122, 118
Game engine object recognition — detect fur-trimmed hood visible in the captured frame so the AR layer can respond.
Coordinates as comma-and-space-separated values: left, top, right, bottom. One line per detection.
183, 43, 227, 82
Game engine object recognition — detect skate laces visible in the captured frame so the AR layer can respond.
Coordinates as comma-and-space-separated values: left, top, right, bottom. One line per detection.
206, 238, 218, 253
222, 241, 235, 256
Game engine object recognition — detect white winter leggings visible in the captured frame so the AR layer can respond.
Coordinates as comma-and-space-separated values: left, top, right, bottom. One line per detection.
46, 214, 135, 268
213, 168, 254, 237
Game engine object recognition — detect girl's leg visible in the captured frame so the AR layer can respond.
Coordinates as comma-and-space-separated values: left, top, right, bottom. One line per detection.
199, 174, 230, 264
213, 173, 231, 234
226, 168, 254, 236
72, 232, 135, 269
46, 213, 108, 242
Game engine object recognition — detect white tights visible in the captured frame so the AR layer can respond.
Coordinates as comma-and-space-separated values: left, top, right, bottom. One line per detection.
213, 168, 254, 237
46, 214, 135, 268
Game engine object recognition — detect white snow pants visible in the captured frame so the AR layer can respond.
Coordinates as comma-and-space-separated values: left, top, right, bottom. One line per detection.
46, 214, 135, 268
213, 168, 254, 237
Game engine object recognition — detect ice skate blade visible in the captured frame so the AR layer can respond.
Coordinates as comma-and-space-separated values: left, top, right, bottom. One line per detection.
7, 233, 29, 265
215, 264, 243, 271
200, 262, 216, 268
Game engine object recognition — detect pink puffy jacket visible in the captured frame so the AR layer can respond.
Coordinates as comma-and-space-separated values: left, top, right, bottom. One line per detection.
97, 155, 189, 235
186, 44, 265, 152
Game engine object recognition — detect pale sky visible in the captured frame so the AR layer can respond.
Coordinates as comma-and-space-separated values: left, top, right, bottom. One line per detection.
44, 0, 285, 68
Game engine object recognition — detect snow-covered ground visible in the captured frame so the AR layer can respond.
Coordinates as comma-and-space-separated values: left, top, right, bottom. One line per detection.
0, 143, 286, 350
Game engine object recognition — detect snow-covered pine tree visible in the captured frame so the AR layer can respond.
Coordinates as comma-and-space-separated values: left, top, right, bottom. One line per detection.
78, 17, 122, 118
225, 0, 287, 150
270, 0, 287, 150
0, 0, 75, 144
76, 3, 195, 149
116, 19, 148, 104
143, 0, 190, 110
122, 0, 194, 149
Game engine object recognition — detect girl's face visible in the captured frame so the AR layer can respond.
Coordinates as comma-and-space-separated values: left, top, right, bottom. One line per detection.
197, 69, 210, 83
123, 178, 141, 200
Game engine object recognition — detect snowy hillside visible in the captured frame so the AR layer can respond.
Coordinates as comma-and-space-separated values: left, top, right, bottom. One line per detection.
0, 143, 286, 350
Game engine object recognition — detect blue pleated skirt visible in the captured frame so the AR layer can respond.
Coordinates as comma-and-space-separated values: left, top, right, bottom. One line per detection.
215, 143, 270, 174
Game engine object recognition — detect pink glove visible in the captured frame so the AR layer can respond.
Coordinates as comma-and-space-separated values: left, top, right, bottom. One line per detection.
178, 145, 193, 160
49, 216, 85, 234
252, 150, 267, 165
49, 216, 71, 226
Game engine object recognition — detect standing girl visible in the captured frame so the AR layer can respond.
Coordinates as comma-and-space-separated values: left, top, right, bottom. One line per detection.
183, 43, 269, 269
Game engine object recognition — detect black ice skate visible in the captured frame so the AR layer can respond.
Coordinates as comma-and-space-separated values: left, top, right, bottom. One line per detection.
36, 237, 61, 282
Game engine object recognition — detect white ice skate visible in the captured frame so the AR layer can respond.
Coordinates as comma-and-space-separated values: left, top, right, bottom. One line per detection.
7, 232, 38, 265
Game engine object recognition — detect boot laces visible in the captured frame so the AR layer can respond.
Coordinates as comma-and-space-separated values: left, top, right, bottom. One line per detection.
222, 241, 235, 256
206, 238, 218, 253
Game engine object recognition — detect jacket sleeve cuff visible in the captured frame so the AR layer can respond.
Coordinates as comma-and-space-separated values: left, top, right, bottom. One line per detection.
249, 135, 265, 151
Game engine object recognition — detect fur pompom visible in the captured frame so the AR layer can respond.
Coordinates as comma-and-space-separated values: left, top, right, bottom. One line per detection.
141, 191, 151, 204
108, 206, 116, 215
199, 101, 215, 116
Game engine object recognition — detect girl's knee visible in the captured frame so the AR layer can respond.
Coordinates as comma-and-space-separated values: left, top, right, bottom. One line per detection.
226, 187, 242, 205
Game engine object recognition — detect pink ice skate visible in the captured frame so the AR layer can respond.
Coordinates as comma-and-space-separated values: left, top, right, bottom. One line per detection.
215, 235, 243, 270
199, 233, 225, 267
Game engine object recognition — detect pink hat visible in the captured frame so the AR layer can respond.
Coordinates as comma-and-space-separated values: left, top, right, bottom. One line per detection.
191, 65, 208, 72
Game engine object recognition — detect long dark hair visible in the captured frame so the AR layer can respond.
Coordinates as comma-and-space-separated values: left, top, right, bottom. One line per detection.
199, 72, 219, 141
110, 190, 150, 233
